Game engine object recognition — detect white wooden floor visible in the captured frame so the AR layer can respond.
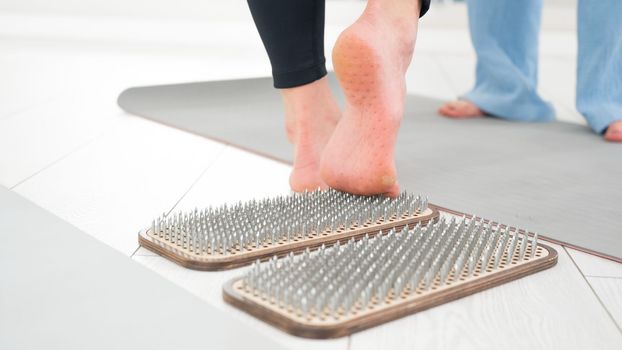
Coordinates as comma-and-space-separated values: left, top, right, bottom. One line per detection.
1, 3, 620, 349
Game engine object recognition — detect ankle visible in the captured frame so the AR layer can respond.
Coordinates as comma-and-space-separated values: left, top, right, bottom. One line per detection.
366, 0, 421, 21
283, 78, 332, 115
281, 77, 339, 134
282, 76, 331, 103
361, 1, 419, 63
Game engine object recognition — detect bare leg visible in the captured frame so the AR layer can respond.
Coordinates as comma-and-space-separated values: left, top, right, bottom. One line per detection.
247, 0, 341, 191
320, 0, 420, 197
283, 77, 340, 191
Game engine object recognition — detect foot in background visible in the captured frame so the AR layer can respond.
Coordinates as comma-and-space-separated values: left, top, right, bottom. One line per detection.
438, 100, 485, 119
603, 120, 622, 142
283, 77, 340, 192
320, 0, 421, 197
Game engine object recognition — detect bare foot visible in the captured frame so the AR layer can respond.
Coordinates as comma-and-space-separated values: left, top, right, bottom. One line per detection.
438, 100, 484, 119
604, 120, 622, 142
320, 0, 420, 197
282, 77, 340, 192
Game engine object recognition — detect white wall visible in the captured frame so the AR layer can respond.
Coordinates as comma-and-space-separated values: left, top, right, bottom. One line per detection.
0, 0, 575, 30
0, 0, 254, 20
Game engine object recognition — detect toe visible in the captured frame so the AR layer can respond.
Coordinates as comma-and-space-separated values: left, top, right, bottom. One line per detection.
289, 169, 327, 192
290, 180, 327, 193
438, 101, 457, 114
439, 100, 484, 119
604, 121, 622, 142
437, 105, 453, 117
604, 130, 622, 142
384, 182, 401, 198
438, 101, 465, 118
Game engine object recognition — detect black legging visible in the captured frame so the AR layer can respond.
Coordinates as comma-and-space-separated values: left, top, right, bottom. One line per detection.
247, 0, 430, 89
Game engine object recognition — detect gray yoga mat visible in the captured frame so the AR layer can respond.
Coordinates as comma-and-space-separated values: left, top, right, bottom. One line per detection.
118, 75, 622, 262
0, 186, 285, 350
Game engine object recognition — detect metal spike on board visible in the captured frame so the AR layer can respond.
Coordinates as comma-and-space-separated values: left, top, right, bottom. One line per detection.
235, 215, 550, 325
518, 231, 529, 261
530, 233, 539, 259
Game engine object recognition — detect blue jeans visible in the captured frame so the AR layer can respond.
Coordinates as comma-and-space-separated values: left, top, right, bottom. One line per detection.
462, 0, 622, 133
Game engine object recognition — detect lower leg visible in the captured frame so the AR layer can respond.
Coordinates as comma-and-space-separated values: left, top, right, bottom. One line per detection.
248, 0, 341, 190
576, 0, 622, 140
320, 0, 422, 197
282, 77, 340, 191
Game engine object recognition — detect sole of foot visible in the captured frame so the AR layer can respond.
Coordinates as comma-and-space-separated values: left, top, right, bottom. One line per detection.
604, 120, 622, 142
282, 77, 340, 192
438, 100, 484, 119
320, 3, 418, 198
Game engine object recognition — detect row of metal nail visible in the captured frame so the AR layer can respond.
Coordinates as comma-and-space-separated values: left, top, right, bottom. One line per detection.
243, 216, 538, 318
150, 189, 428, 255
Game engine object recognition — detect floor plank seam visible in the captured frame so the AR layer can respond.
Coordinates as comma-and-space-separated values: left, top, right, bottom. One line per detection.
129, 145, 228, 260
130, 145, 228, 258
164, 145, 228, 216
130, 245, 142, 258
564, 246, 622, 334
584, 275, 622, 280
9, 116, 123, 190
